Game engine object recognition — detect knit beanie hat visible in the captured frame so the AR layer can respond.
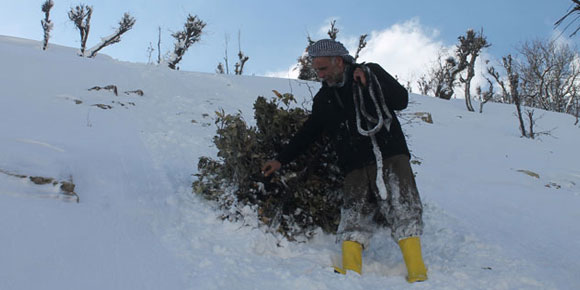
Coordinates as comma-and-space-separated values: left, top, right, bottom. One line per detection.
308, 39, 355, 63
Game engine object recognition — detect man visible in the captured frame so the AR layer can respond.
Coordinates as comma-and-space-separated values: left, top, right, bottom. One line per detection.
261, 39, 427, 283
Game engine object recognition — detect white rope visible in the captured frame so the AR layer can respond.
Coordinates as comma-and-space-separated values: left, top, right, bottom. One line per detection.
352, 66, 392, 200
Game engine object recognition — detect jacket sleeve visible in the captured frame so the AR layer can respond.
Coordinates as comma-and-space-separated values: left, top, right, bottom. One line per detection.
276, 95, 325, 165
366, 63, 409, 110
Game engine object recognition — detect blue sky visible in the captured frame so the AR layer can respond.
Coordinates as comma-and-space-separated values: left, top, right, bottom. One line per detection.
2, 0, 579, 84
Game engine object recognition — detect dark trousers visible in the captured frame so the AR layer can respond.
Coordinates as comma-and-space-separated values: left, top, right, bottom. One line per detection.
337, 154, 424, 248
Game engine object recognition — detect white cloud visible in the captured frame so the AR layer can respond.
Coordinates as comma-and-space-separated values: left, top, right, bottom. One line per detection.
353, 18, 448, 89
348, 18, 496, 98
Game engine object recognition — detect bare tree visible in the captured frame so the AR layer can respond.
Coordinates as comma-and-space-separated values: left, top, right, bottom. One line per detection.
555, 0, 580, 36
457, 29, 491, 112
223, 33, 230, 74
354, 34, 368, 62
489, 55, 528, 137
405, 79, 413, 93
487, 65, 511, 104
417, 74, 432, 96
426, 30, 490, 102
146, 42, 155, 64
68, 4, 93, 56
425, 51, 463, 100
518, 39, 580, 115
234, 51, 249, 75
430, 30, 490, 101
417, 74, 431, 96
86, 13, 135, 58
571, 86, 580, 125
475, 77, 495, 113
440, 58, 466, 100
234, 30, 249, 75
327, 20, 339, 40
505, 55, 528, 138
168, 14, 206, 70
157, 26, 162, 64
41, 0, 54, 51
525, 109, 537, 139
216, 31, 249, 75
216, 62, 225, 74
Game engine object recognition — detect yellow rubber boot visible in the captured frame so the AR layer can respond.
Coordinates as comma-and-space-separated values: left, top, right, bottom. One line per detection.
334, 241, 363, 275
398, 237, 428, 283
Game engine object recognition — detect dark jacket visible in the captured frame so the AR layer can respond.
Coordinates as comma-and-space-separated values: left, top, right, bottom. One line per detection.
277, 62, 410, 174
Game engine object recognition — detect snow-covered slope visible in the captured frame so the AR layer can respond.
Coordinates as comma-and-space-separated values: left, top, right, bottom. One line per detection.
1, 35, 579, 290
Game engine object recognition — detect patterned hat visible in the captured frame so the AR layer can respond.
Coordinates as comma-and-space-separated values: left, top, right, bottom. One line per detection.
308, 39, 355, 63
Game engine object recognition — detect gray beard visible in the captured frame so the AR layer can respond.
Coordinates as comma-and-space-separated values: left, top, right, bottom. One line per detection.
324, 64, 350, 88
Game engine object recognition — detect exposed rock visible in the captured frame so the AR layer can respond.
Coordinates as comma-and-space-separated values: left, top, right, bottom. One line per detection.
88, 84, 118, 96
0, 169, 27, 178
414, 112, 433, 124
124, 89, 144, 96
517, 169, 540, 179
1, 169, 79, 203
60, 181, 76, 194
29, 176, 54, 185
93, 104, 113, 110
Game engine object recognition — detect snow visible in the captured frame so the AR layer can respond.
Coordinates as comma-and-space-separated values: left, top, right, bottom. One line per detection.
1, 34, 579, 289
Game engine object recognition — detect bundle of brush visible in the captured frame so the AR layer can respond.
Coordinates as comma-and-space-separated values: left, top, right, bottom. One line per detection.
194, 92, 344, 241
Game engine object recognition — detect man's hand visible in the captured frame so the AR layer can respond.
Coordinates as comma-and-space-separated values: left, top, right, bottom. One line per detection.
261, 160, 281, 177
353, 67, 367, 87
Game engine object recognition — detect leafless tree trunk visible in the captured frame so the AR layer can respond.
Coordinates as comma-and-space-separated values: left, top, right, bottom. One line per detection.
476, 78, 495, 113
417, 75, 431, 96
157, 26, 162, 64
234, 51, 249, 75
430, 56, 447, 98
487, 65, 511, 104
457, 29, 490, 112
405, 80, 413, 93
575, 96, 579, 125
41, 0, 54, 50
327, 20, 338, 40
68, 4, 93, 56
234, 30, 249, 75
571, 87, 580, 125
490, 55, 528, 137
439, 56, 463, 100
168, 14, 206, 70
354, 34, 368, 62
86, 13, 135, 58
147, 42, 154, 64
504, 55, 528, 138
526, 109, 536, 139
224, 34, 230, 74
419, 47, 467, 100
216, 63, 225, 74
420, 51, 452, 98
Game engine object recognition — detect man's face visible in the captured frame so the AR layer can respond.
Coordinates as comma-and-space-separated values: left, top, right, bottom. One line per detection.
312, 56, 345, 86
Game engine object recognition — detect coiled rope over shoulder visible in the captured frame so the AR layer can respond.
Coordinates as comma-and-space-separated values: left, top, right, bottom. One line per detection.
352, 65, 393, 200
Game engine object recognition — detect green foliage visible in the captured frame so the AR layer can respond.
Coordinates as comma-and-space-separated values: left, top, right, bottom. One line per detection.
193, 92, 343, 241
